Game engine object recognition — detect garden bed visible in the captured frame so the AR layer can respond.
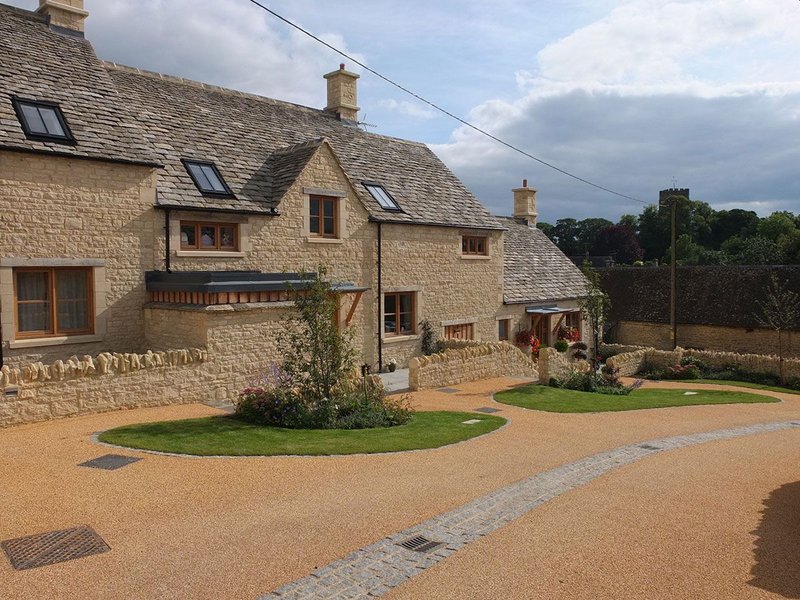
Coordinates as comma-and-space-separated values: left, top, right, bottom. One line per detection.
98, 411, 506, 456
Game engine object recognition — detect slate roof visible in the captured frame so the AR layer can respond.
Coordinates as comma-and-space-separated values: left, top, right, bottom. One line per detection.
0, 5, 158, 166
499, 216, 589, 304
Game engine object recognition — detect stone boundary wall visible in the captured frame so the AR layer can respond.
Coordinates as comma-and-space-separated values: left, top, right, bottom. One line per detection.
607, 347, 800, 381
0, 348, 208, 427
408, 342, 536, 391
537, 347, 591, 383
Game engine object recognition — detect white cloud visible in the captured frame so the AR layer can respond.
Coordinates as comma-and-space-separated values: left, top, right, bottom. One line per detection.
376, 99, 437, 120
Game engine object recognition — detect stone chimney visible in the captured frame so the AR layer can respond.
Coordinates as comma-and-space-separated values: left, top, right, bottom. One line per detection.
512, 179, 538, 226
323, 63, 360, 123
38, 0, 88, 33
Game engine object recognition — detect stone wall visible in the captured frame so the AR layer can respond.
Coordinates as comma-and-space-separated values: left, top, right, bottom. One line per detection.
607, 346, 800, 381
408, 342, 536, 390
0, 151, 158, 366
614, 320, 800, 358
537, 347, 591, 383
0, 347, 208, 427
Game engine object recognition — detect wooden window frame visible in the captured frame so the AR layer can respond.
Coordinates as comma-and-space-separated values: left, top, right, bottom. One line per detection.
444, 322, 475, 341
309, 195, 339, 238
179, 221, 239, 251
13, 267, 94, 339
498, 318, 511, 341
383, 292, 416, 337
461, 235, 488, 256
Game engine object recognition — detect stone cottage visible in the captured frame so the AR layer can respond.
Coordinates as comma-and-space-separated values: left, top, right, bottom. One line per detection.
0, 1, 587, 418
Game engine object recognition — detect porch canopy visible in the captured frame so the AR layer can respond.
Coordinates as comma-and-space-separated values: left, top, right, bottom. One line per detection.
525, 305, 577, 315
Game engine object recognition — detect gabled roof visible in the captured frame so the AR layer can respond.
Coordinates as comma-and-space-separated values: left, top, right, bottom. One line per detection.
0, 2, 502, 229
499, 216, 589, 304
0, 5, 158, 166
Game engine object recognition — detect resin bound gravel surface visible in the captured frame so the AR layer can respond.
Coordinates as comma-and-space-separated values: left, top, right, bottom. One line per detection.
1, 378, 799, 599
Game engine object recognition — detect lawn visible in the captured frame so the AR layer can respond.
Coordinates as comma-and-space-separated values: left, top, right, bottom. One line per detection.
98, 411, 506, 456
689, 379, 800, 395
495, 384, 780, 413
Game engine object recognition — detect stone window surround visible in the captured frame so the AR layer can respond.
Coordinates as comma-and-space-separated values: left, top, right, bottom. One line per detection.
381, 286, 421, 344
459, 231, 491, 260
303, 187, 348, 244
170, 211, 250, 258
0, 258, 107, 349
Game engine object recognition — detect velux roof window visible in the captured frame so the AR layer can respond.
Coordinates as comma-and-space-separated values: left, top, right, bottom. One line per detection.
12, 97, 74, 144
182, 159, 233, 196
363, 182, 401, 211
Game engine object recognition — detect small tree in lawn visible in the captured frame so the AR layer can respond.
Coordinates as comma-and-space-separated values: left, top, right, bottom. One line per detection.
577, 262, 610, 375
279, 266, 356, 422
756, 273, 799, 385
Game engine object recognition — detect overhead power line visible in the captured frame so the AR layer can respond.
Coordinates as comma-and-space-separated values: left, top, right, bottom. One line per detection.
244, 0, 647, 205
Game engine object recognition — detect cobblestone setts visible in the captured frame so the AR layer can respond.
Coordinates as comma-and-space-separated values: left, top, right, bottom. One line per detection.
260, 421, 800, 599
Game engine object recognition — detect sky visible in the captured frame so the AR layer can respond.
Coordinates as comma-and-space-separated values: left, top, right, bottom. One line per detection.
7, 0, 800, 223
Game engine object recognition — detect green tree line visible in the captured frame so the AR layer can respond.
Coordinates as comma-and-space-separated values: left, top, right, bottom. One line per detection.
537, 202, 800, 265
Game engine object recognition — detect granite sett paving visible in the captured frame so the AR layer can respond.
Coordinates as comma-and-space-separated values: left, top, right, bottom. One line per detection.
260, 420, 800, 599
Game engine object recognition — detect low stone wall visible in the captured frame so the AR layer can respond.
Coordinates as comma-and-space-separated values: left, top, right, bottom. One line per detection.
0, 348, 209, 427
537, 347, 591, 383
408, 342, 536, 390
607, 346, 800, 381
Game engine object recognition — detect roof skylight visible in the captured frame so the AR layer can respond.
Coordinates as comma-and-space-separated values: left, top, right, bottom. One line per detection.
12, 97, 74, 144
363, 182, 401, 211
182, 160, 233, 196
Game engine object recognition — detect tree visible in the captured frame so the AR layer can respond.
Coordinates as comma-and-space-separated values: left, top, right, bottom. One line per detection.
575, 218, 613, 254
552, 218, 580, 255
721, 235, 785, 265
709, 209, 759, 249
590, 224, 643, 264
279, 266, 356, 412
756, 273, 800, 384
757, 211, 797, 242
536, 221, 555, 241
577, 262, 610, 374
618, 214, 639, 233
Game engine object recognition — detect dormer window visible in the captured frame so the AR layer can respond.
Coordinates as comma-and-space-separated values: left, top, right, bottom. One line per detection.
182, 159, 233, 196
12, 97, 75, 144
363, 182, 401, 211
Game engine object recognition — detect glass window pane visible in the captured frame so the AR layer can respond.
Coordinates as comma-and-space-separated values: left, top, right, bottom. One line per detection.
21, 104, 47, 134
200, 164, 226, 192
56, 270, 90, 332
384, 294, 397, 315
323, 217, 335, 236
181, 224, 196, 247
187, 163, 213, 191
477, 239, 485, 254
18, 303, 50, 332
200, 226, 216, 247
39, 107, 65, 136
462, 238, 467, 253
323, 199, 335, 219
16, 271, 49, 301
56, 270, 88, 302
310, 197, 320, 217
399, 293, 413, 314
384, 314, 396, 334
219, 226, 235, 248
400, 315, 412, 334
310, 216, 320, 234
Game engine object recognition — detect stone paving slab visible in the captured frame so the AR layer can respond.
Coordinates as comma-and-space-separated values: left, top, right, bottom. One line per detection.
260, 420, 800, 599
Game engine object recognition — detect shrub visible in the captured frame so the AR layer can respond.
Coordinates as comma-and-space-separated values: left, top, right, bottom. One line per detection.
334, 386, 412, 429
550, 367, 632, 396
573, 350, 588, 360
680, 355, 709, 373
554, 339, 569, 353
572, 341, 588, 351
419, 319, 437, 356
235, 386, 309, 428
661, 364, 701, 380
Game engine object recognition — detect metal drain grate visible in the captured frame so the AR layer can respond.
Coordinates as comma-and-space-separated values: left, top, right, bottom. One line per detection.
79, 454, 142, 470
2, 525, 110, 570
438, 387, 460, 394
638, 443, 661, 451
398, 535, 444, 553
475, 406, 501, 414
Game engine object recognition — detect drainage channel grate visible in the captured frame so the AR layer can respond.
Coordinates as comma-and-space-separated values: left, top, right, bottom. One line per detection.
475, 406, 501, 414
438, 387, 461, 394
79, 454, 142, 470
638, 443, 662, 451
2, 525, 110, 570
398, 535, 444, 553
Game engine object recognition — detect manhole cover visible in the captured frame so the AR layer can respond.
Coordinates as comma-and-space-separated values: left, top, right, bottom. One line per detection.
2, 525, 110, 570
438, 387, 460, 394
79, 454, 142, 470
638, 443, 661, 451
475, 407, 501, 413
398, 535, 444, 553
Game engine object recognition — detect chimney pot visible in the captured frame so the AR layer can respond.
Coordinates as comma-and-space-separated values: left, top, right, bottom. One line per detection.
38, 0, 88, 33
340, 63, 345, 70
522, 179, 528, 188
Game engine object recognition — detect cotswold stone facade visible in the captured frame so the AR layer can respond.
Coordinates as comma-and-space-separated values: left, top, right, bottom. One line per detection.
0, 2, 588, 424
